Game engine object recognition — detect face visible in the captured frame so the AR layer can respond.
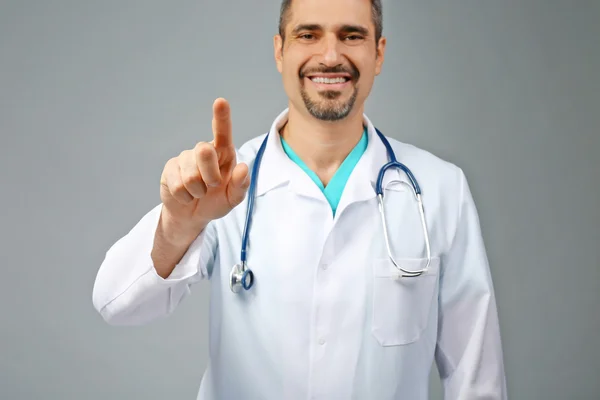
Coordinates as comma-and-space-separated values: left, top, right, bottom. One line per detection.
274, 0, 386, 122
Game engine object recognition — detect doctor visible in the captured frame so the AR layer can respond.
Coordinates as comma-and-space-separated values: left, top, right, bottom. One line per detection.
93, 0, 507, 398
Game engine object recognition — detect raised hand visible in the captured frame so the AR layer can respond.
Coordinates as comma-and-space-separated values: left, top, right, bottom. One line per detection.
159, 98, 250, 240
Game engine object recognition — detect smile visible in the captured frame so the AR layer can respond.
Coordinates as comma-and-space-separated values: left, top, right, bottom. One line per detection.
306, 74, 353, 91
310, 76, 350, 84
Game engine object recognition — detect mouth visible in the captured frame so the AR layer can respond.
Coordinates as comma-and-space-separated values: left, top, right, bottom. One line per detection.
305, 73, 353, 92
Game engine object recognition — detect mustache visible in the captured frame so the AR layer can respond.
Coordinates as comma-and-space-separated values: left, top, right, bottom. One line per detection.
299, 64, 360, 81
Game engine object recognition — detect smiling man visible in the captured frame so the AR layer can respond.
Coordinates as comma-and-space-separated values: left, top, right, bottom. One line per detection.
93, 1, 507, 399
275, 0, 385, 187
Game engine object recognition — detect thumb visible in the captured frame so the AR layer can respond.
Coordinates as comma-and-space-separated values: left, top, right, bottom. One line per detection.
226, 162, 250, 207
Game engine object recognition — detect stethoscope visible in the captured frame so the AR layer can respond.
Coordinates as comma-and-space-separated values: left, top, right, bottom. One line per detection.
229, 128, 432, 293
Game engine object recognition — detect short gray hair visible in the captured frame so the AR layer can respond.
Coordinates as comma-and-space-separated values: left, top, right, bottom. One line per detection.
278, 0, 383, 44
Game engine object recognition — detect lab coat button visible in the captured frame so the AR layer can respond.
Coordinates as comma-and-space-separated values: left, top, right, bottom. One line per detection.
321, 263, 329, 270
318, 338, 326, 345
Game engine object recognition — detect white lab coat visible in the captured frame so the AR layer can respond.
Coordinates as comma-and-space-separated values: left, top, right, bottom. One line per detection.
93, 109, 507, 400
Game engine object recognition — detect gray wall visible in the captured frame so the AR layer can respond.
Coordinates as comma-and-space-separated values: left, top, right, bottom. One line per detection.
1, 1, 598, 399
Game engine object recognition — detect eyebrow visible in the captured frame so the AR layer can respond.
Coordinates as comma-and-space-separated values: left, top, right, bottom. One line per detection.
339, 24, 370, 36
291, 24, 370, 37
291, 24, 321, 35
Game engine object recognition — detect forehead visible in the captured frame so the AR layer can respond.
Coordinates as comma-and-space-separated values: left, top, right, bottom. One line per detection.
286, 0, 374, 31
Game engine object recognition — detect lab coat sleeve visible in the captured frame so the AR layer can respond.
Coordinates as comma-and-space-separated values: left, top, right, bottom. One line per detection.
435, 169, 508, 399
92, 203, 217, 326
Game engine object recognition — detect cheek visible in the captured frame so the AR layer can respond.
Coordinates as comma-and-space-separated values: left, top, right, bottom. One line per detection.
283, 46, 313, 77
283, 68, 299, 90
282, 59, 303, 82
357, 60, 377, 82
281, 63, 303, 96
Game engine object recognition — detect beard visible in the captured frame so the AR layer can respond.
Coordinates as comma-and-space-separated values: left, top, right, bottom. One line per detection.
300, 85, 359, 121
298, 63, 360, 122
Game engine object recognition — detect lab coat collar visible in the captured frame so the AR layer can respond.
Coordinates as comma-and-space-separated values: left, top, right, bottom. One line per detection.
255, 109, 409, 204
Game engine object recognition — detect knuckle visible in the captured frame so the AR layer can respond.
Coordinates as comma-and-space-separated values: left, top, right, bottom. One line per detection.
165, 157, 178, 170
178, 149, 194, 164
175, 195, 193, 205
181, 173, 202, 188
195, 143, 215, 161
178, 149, 189, 159
171, 179, 187, 194
171, 184, 193, 203
194, 141, 209, 150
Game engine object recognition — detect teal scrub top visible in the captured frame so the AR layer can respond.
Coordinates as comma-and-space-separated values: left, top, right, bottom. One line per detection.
280, 128, 368, 216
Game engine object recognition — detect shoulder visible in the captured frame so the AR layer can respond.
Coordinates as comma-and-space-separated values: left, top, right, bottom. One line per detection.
383, 136, 466, 195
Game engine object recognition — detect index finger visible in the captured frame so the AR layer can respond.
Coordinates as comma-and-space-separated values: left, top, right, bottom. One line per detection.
212, 98, 233, 149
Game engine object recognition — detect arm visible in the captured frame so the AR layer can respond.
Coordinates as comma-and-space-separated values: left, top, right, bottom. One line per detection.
92, 98, 246, 326
151, 205, 211, 279
435, 169, 508, 399
92, 204, 217, 326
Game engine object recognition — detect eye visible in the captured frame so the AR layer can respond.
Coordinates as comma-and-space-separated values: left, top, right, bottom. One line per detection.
344, 35, 364, 41
299, 33, 315, 40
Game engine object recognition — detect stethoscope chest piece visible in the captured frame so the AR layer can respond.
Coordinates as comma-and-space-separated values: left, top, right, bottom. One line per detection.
229, 263, 254, 293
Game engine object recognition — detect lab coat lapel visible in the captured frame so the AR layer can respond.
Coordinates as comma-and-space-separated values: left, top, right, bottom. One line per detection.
255, 110, 409, 208
334, 116, 409, 219
255, 109, 326, 202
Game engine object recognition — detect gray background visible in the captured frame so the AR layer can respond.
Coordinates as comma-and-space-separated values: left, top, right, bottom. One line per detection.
1, 0, 598, 399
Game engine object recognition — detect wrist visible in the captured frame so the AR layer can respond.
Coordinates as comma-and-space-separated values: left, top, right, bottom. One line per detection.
159, 208, 209, 247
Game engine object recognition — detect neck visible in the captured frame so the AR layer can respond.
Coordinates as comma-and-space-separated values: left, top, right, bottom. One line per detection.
280, 104, 365, 186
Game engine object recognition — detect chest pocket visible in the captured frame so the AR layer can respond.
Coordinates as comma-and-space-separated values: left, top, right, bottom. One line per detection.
371, 257, 440, 346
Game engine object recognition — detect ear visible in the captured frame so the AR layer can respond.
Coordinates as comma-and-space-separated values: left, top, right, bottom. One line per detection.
375, 36, 386, 76
274, 35, 284, 74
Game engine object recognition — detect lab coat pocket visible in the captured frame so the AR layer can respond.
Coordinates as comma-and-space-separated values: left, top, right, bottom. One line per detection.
371, 257, 440, 346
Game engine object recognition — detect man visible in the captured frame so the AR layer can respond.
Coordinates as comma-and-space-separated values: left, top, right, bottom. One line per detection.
93, 0, 507, 398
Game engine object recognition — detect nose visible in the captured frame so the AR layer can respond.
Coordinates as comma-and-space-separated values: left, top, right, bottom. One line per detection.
320, 33, 343, 66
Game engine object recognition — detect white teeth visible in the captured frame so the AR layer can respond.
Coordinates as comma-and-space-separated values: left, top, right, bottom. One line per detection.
311, 77, 347, 84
